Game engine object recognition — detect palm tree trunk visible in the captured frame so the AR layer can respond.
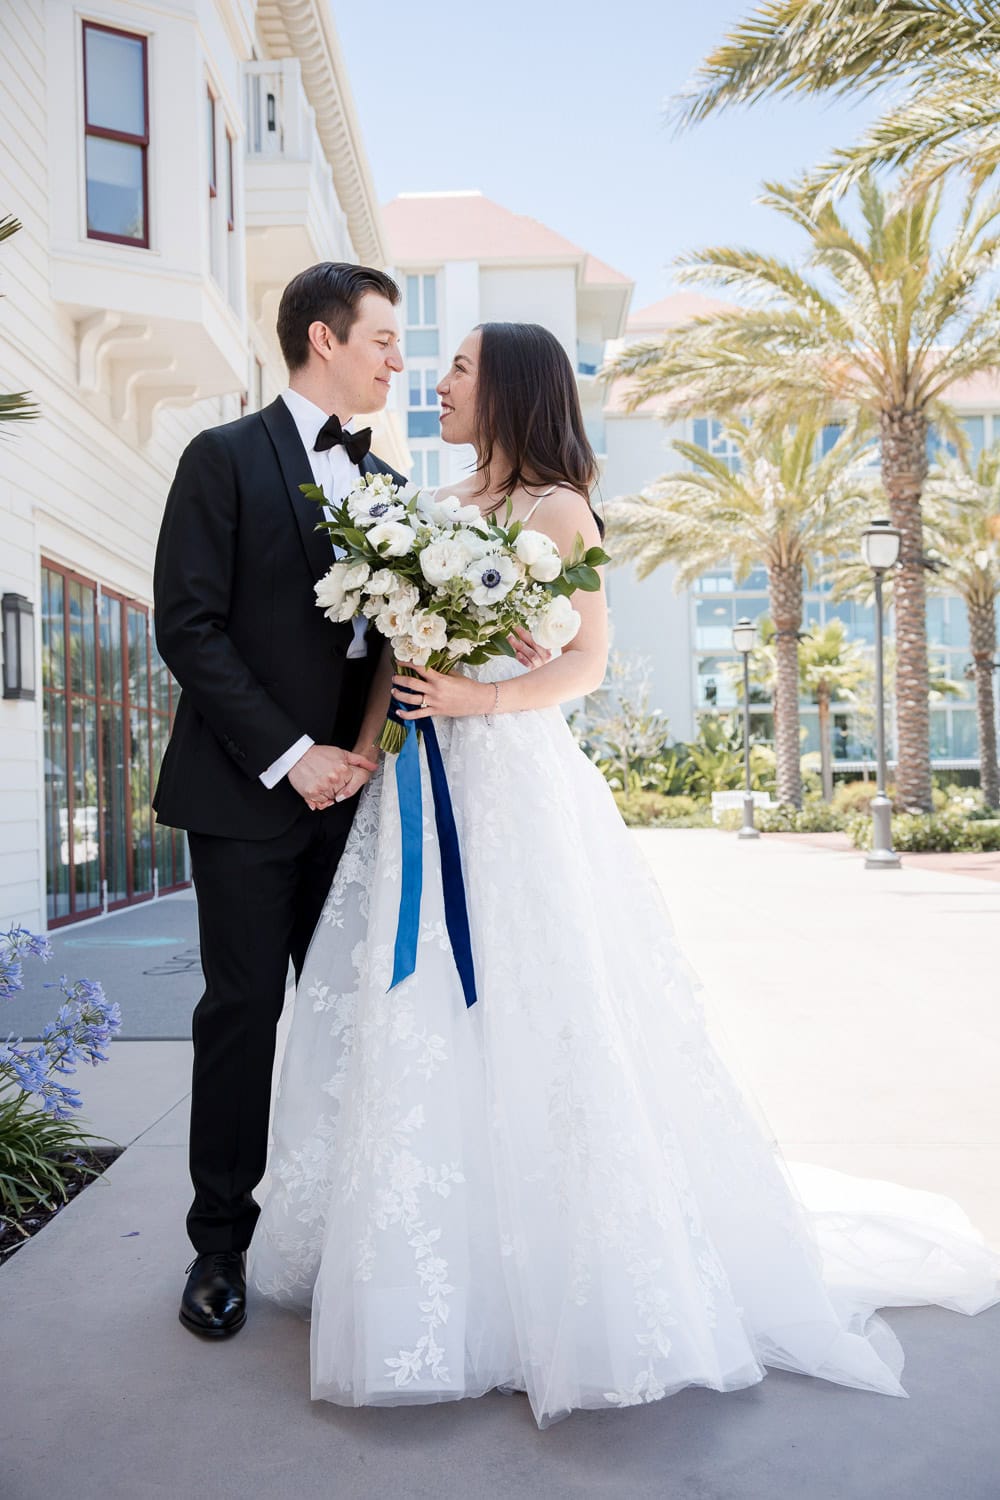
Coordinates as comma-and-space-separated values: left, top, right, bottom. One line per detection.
817, 685, 833, 802
769, 561, 803, 808
969, 596, 999, 810
880, 410, 932, 811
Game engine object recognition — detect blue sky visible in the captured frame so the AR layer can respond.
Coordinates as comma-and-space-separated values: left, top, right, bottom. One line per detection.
332, 0, 883, 313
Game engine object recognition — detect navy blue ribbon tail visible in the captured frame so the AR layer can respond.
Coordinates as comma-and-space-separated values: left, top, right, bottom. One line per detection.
387, 703, 478, 1008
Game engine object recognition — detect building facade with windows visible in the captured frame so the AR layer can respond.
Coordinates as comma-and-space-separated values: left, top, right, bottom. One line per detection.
0, 0, 401, 932
602, 294, 1000, 770
381, 191, 632, 493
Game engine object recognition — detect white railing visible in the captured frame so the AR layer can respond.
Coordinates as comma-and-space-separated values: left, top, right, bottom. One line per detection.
243, 59, 346, 242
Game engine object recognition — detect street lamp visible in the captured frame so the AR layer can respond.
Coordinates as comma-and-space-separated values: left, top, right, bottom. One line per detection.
861, 520, 901, 870
732, 615, 760, 841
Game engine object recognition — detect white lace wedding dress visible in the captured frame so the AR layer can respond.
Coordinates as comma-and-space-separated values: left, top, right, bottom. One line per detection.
250, 656, 1000, 1428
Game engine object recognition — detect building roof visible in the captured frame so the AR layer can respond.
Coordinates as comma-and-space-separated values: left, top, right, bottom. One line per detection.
626, 292, 735, 333
383, 192, 631, 283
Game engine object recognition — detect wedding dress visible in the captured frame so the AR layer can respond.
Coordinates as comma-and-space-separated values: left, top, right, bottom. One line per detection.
250, 655, 1000, 1428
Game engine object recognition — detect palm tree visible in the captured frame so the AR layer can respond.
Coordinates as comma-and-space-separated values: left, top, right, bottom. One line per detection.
923, 444, 1000, 806
605, 416, 871, 806
0, 217, 37, 429
608, 172, 1000, 809
674, 0, 1000, 201
741, 617, 872, 801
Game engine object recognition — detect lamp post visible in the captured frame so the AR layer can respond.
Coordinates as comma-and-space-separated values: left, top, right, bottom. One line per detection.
861, 520, 901, 870
732, 615, 760, 840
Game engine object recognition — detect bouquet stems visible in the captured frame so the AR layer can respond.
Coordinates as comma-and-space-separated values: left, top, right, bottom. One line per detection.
378, 657, 459, 755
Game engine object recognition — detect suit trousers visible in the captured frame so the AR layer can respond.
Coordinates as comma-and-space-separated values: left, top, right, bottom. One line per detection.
185, 796, 356, 1253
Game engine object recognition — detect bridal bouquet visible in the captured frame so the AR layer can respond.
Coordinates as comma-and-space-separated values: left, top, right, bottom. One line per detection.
304, 472, 609, 753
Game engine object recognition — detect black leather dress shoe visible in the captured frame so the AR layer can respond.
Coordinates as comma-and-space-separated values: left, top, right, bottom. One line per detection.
179, 1251, 247, 1338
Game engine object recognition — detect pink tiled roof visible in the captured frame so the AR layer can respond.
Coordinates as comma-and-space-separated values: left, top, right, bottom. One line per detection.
383, 192, 630, 284
626, 292, 735, 332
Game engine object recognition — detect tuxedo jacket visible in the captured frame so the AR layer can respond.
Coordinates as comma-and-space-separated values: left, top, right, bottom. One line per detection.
152, 396, 405, 839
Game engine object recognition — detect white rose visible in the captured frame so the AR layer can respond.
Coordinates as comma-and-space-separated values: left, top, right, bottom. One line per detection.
409, 610, 449, 651
392, 634, 432, 667
455, 527, 492, 561
419, 537, 470, 587
365, 568, 397, 597
314, 561, 351, 614
329, 590, 361, 624
532, 593, 581, 650
514, 528, 563, 583
388, 579, 421, 613
361, 596, 382, 619
368, 520, 417, 557
342, 561, 371, 592
447, 638, 477, 657
463, 552, 522, 607
376, 601, 415, 637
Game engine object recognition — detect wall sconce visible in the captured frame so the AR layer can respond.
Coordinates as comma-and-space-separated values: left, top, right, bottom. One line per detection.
2, 592, 36, 700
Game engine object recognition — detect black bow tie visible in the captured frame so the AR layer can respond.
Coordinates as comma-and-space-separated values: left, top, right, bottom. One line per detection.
314, 413, 372, 465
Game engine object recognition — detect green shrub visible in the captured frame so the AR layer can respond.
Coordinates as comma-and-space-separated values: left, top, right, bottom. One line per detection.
846, 809, 1000, 852
719, 802, 847, 833
831, 779, 886, 816
613, 791, 714, 828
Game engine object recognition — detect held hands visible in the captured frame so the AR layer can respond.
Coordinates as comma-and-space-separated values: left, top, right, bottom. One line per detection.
288, 744, 378, 812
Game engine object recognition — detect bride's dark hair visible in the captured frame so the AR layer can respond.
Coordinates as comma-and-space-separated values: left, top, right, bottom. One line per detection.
472, 322, 602, 527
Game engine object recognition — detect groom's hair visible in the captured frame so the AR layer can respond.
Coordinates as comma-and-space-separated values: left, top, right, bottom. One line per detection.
277, 263, 400, 370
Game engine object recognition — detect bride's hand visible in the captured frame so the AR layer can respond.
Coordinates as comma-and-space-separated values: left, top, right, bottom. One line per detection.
393, 665, 493, 720
509, 626, 550, 670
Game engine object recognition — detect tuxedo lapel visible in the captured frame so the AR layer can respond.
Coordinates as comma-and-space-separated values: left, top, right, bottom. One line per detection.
260, 397, 333, 583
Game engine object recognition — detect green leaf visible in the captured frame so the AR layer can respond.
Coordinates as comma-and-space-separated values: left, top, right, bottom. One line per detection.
585, 546, 611, 567
300, 483, 327, 505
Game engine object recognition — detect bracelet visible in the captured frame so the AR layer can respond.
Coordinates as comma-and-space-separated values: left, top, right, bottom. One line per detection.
489, 681, 500, 715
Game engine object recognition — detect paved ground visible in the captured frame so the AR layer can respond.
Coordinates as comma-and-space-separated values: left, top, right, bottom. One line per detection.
769, 829, 1000, 882
7, 892, 203, 1039
2, 830, 999, 1499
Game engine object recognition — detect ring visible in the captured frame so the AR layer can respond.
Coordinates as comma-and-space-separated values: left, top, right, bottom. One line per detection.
419, 695, 426, 707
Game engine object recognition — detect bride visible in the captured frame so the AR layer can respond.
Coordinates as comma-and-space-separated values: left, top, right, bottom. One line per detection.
250, 321, 1000, 1428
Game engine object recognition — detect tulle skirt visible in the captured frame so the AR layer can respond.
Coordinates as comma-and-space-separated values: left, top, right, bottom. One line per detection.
250, 661, 1000, 1427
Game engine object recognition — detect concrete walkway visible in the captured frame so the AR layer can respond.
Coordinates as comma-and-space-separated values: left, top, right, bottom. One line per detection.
2, 830, 999, 1500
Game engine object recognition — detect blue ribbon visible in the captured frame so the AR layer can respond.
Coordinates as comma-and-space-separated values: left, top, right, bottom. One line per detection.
388, 701, 478, 1008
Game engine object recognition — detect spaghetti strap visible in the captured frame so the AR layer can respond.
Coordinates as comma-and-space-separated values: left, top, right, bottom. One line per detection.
523, 486, 557, 524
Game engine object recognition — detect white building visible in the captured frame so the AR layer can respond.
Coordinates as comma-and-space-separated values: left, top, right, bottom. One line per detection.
602, 293, 1000, 766
380, 191, 632, 491
0, 0, 401, 933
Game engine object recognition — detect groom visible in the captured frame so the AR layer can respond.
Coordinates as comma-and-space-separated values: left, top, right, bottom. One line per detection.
153, 262, 406, 1338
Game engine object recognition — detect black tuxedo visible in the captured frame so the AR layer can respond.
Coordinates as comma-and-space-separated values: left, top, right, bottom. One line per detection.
153, 397, 402, 838
152, 396, 405, 1254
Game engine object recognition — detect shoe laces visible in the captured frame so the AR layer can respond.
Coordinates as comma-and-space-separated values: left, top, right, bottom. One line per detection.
185, 1250, 244, 1276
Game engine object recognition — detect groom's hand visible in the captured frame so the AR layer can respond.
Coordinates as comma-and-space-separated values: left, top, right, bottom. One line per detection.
288, 744, 378, 811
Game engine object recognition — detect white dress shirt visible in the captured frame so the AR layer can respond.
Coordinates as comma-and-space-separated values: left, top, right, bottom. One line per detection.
259, 387, 370, 790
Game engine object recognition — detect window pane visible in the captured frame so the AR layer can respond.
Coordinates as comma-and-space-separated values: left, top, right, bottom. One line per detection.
85, 28, 145, 136
100, 593, 123, 702
408, 410, 439, 439
406, 275, 420, 321
86, 136, 145, 240
696, 597, 735, 649
43, 568, 65, 692
405, 328, 439, 357
207, 91, 216, 191
960, 416, 985, 466
408, 369, 421, 407
73, 696, 101, 913
422, 275, 437, 326
951, 710, 978, 758
102, 707, 128, 905
424, 371, 438, 406
45, 704, 70, 921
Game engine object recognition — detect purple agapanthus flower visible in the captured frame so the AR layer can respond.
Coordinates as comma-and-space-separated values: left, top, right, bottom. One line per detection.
1, 926, 120, 1119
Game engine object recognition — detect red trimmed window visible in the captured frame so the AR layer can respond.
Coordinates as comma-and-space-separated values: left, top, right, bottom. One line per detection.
83, 21, 150, 247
